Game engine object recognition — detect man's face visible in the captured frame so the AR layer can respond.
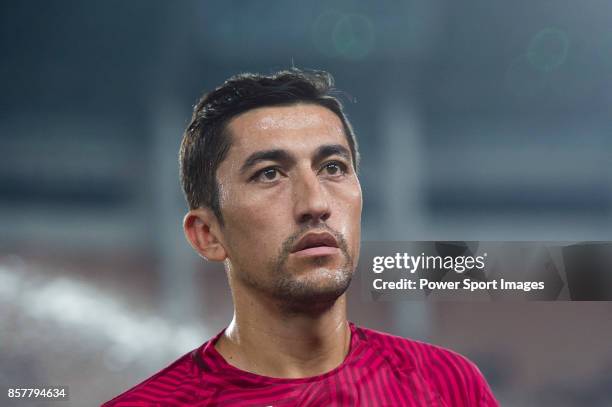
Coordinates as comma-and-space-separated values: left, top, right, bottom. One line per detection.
215, 103, 362, 309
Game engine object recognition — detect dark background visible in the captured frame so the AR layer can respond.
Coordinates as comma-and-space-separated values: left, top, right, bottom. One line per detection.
1, 1, 611, 405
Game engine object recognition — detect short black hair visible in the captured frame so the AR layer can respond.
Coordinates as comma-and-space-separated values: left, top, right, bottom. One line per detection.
179, 68, 359, 223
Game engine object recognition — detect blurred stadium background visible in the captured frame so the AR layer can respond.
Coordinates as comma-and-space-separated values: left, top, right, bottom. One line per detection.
1, 1, 611, 405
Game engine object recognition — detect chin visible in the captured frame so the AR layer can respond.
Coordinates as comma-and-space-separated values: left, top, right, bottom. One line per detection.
273, 266, 353, 308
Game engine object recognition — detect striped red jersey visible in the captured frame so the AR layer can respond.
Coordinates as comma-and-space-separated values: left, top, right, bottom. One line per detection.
102, 322, 499, 406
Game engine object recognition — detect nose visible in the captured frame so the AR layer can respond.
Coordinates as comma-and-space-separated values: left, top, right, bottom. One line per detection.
293, 170, 331, 225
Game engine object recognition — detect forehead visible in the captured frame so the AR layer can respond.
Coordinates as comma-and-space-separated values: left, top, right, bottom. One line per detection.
224, 103, 349, 156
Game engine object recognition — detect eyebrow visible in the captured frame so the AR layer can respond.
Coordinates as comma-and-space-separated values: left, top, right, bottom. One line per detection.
239, 143, 352, 175
239, 149, 294, 175
312, 144, 351, 164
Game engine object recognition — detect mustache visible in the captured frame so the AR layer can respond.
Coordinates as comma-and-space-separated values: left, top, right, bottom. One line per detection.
280, 224, 349, 258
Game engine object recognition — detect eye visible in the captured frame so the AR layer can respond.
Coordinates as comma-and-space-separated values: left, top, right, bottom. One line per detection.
320, 161, 347, 177
252, 167, 281, 183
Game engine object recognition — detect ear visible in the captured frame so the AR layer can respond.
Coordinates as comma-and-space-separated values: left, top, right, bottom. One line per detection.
183, 207, 227, 262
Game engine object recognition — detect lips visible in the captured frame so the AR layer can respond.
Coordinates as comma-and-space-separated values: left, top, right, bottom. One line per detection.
291, 232, 339, 254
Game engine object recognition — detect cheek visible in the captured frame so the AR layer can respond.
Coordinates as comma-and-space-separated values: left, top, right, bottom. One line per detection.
331, 184, 362, 269
348, 192, 363, 247
350, 182, 363, 218
220, 180, 262, 224
347, 187, 363, 265
223, 186, 284, 228
330, 180, 362, 238
219, 186, 289, 255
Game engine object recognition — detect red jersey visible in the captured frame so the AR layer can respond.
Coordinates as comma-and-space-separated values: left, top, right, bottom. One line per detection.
103, 322, 499, 406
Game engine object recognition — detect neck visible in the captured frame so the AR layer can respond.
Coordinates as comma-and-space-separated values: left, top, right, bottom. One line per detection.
214, 285, 351, 379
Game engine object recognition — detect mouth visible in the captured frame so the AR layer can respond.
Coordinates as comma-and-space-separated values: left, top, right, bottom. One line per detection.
290, 231, 340, 258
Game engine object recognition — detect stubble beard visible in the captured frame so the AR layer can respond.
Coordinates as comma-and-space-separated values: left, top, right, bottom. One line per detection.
268, 225, 355, 315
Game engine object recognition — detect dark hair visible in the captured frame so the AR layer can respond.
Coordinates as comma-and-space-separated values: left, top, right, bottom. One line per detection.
179, 68, 359, 223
